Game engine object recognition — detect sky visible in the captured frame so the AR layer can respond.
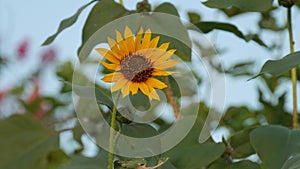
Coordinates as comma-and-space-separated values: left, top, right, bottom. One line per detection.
0, 0, 300, 112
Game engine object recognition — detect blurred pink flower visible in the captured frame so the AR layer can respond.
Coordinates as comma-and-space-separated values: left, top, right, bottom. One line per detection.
41, 48, 56, 63
17, 39, 29, 59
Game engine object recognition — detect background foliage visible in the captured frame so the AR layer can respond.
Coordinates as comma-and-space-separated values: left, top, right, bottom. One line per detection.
1, 0, 300, 168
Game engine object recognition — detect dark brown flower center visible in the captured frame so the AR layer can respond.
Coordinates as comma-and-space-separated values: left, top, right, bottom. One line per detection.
120, 54, 153, 82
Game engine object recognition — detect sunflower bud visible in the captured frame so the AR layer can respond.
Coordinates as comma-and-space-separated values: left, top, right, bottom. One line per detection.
136, 0, 151, 13
278, 0, 295, 8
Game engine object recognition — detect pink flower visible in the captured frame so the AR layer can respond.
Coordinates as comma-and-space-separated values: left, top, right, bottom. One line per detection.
41, 48, 56, 63
17, 39, 29, 59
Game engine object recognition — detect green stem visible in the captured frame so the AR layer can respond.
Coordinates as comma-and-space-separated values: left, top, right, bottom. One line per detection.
287, 7, 298, 129
108, 92, 121, 169
120, 0, 123, 6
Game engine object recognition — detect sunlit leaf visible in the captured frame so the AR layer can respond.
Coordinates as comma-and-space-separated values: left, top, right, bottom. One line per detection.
0, 114, 59, 169
250, 125, 300, 169
42, 1, 96, 45
203, 0, 273, 12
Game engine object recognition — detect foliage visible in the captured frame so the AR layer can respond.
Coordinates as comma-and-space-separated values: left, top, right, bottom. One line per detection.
1, 0, 300, 168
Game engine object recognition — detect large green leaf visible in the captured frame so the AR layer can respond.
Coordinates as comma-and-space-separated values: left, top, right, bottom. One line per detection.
162, 142, 225, 169
251, 51, 300, 80
250, 125, 300, 169
153, 3, 192, 61
78, 0, 130, 61
191, 22, 267, 47
160, 103, 225, 168
208, 159, 260, 169
0, 114, 59, 169
59, 151, 108, 169
42, 1, 96, 45
203, 0, 273, 12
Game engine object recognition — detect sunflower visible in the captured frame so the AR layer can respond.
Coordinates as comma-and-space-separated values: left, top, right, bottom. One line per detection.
96, 26, 178, 100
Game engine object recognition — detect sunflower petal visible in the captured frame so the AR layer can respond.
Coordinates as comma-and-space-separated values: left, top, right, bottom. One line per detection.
99, 60, 119, 70
101, 72, 124, 82
155, 49, 176, 62
147, 85, 160, 100
121, 81, 130, 98
154, 60, 179, 70
107, 37, 122, 59
152, 69, 177, 76
159, 42, 170, 50
129, 82, 139, 95
124, 26, 135, 54
139, 82, 150, 97
135, 27, 144, 51
96, 48, 119, 64
149, 36, 160, 48
141, 29, 152, 49
147, 78, 167, 89
111, 78, 128, 92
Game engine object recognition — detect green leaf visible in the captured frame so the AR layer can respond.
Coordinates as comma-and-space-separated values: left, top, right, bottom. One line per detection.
187, 12, 201, 24
250, 51, 300, 80
250, 125, 300, 169
229, 127, 256, 158
163, 142, 225, 169
208, 159, 260, 169
0, 114, 59, 169
191, 22, 267, 47
78, 0, 129, 61
153, 3, 192, 61
281, 154, 300, 169
203, 0, 273, 12
46, 149, 70, 169
59, 151, 108, 169
42, 1, 96, 45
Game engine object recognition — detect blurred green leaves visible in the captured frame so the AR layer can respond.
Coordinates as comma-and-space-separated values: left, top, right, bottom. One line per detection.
203, 0, 273, 12
0, 115, 59, 169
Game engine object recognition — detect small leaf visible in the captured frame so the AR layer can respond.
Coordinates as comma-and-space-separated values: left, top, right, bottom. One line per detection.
250, 125, 300, 169
203, 0, 273, 12
42, 1, 96, 45
250, 51, 300, 80
187, 12, 201, 24
0, 114, 59, 169
191, 22, 267, 47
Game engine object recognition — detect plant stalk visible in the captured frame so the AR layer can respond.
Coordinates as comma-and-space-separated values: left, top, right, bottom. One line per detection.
287, 7, 298, 129
163, 77, 180, 120
108, 92, 120, 169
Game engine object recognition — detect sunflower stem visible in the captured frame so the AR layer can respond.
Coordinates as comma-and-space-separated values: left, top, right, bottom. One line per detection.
163, 77, 180, 120
108, 92, 121, 169
119, 0, 124, 6
287, 7, 298, 129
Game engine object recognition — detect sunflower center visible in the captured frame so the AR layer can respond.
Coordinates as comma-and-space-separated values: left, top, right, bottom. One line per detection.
120, 54, 153, 82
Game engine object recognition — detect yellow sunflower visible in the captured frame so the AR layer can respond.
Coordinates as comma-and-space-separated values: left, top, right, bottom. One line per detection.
96, 26, 178, 100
